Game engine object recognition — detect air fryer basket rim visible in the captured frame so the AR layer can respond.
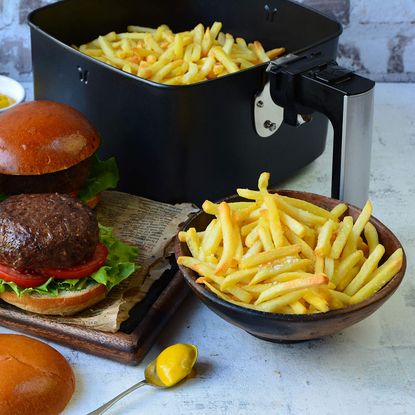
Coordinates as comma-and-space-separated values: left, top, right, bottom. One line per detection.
27, 0, 343, 89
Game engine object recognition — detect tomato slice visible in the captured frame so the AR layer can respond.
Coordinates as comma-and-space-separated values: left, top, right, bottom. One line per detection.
39, 243, 108, 279
0, 265, 48, 288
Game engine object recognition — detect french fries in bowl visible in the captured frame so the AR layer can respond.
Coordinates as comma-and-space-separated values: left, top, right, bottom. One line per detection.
175, 173, 406, 342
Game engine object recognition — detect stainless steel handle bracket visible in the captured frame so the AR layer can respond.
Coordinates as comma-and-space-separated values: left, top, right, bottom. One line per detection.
263, 51, 375, 207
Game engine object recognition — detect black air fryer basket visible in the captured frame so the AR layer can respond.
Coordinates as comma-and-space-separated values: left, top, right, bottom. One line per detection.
28, 0, 374, 207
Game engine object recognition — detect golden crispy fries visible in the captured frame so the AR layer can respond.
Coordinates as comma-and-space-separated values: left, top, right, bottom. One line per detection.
330, 216, 353, 259
215, 202, 237, 275
240, 245, 301, 269
302, 290, 329, 312
255, 274, 328, 305
344, 244, 385, 296
200, 219, 222, 257
315, 219, 335, 256
264, 194, 284, 247
330, 203, 348, 220
364, 222, 379, 255
77, 22, 284, 84
342, 200, 373, 258
266, 47, 286, 60
331, 250, 364, 287
350, 248, 403, 304
178, 172, 403, 315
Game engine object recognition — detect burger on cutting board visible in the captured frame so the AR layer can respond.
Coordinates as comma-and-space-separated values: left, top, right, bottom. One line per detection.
0, 101, 138, 315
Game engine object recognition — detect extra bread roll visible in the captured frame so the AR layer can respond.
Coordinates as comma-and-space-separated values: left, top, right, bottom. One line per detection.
0, 334, 75, 415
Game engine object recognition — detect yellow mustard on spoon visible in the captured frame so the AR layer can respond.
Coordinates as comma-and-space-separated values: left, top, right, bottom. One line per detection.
87, 344, 198, 415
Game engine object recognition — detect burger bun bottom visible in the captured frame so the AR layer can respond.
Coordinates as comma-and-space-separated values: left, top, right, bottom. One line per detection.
0, 283, 108, 316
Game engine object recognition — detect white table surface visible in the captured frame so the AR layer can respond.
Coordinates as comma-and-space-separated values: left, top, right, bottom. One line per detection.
1, 83, 414, 415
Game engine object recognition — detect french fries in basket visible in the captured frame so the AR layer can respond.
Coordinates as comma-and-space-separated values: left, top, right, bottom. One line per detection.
177, 172, 403, 314
75, 22, 285, 85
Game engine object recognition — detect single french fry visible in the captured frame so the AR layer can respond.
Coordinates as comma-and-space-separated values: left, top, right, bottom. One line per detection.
212, 46, 239, 73
200, 280, 262, 311
245, 225, 259, 248
315, 255, 324, 274
174, 33, 184, 59
258, 216, 274, 251
328, 289, 351, 305
330, 203, 348, 220
303, 290, 329, 312
178, 231, 187, 242
177, 256, 215, 279
241, 220, 258, 237
222, 33, 235, 55
193, 23, 204, 44
242, 239, 263, 259
364, 222, 379, 255
185, 228, 200, 259
280, 210, 307, 238
273, 194, 326, 226
264, 194, 285, 247
255, 274, 328, 305
220, 268, 258, 290
237, 188, 263, 201
290, 300, 307, 314
258, 172, 270, 193
350, 248, 403, 304
315, 219, 335, 256
215, 202, 237, 275
344, 244, 386, 296
342, 200, 373, 258
128, 25, 156, 33
210, 22, 223, 40
330, 216, 353, 259
324, 257, 335, 280
202, 200, 219, 216
250, 259, 312, 285
257, 289, 308, 313
280, 196, 330, 219
240, 245, 301, 269
252, 41, 269, 63
200, 219, 222, 256
266, 47, 285, 59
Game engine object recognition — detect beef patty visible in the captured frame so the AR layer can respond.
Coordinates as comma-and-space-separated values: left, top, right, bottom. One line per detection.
0, 157, 91, 195
0, 193, 98, 270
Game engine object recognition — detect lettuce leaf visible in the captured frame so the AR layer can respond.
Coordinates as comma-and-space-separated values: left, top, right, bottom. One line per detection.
0, 224, 139, 297
78, 155, 119, 203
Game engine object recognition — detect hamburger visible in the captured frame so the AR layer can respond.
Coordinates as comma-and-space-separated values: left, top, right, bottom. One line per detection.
0, 100, 118, 207
0, 334, 75, 415
0, 193, 138, 315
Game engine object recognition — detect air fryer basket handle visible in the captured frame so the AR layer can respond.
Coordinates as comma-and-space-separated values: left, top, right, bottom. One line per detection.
267, 53, 375, 208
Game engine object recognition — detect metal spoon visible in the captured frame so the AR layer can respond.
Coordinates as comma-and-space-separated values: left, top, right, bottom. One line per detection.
87, 344, 197, 415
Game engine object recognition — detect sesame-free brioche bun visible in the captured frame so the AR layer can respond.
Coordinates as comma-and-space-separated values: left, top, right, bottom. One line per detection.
0, 100, 100, 175
0, 334, 75, 415
0, 282, 108, 316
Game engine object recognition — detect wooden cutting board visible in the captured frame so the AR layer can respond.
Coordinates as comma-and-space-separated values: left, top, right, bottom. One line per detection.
0, 266, 189, 365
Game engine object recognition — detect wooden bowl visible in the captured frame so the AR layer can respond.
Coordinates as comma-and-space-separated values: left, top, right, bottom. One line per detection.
175, 190, 406, 342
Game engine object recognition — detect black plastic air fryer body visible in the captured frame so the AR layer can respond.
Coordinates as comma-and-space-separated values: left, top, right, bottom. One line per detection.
28, 0, 374, 207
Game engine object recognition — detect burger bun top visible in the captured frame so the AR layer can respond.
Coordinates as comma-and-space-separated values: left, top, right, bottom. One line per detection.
0, 100, 100, 175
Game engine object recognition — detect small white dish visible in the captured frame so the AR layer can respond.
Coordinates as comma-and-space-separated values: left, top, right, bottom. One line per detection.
0, 75, 26, 112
